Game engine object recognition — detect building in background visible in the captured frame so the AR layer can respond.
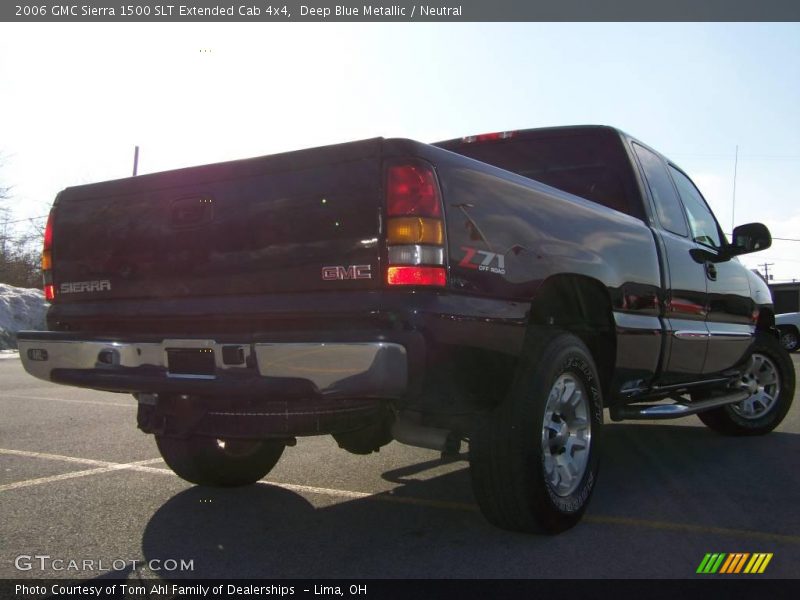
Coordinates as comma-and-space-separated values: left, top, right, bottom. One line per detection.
770, 281, 800, 314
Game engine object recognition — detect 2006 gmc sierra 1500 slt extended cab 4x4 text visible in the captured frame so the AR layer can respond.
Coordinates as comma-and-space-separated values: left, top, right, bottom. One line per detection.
18, 125, 794, 534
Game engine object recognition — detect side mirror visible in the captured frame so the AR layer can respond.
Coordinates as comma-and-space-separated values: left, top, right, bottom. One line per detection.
729, 222, 772, 256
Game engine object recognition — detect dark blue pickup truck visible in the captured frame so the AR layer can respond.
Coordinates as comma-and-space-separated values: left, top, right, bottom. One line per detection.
18, 125, 794, 534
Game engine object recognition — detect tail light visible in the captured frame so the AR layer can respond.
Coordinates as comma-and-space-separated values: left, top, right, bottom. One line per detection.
387, 165, 441, 217
386, 217, 444, 245
385, 163, 446, 287
387, 266, 447, 287
42, 210, 55, 301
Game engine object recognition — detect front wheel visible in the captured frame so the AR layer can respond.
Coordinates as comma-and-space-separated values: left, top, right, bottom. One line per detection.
469, 330, 603, 534
156, 435, 285, 487
697, 332, 795, 436
778, 326, 799, 353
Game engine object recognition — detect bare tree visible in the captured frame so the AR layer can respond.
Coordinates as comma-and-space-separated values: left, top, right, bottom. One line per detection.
0, 161, 13, 264
0, 158, 43, 288
0, 167, 10, 256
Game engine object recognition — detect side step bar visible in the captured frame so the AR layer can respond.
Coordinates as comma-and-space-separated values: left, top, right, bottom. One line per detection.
610, 389, 751, 421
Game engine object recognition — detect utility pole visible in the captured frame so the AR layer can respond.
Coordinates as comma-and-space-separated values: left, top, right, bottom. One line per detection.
759, 262, 774, 282
132, 145, 140, 176
731, 144, 738, 232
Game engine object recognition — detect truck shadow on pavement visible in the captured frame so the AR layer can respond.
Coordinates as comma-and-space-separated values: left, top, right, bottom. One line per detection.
138, 423, 800, 578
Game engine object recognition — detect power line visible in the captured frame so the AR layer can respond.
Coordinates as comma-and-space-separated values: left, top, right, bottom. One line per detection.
723, 233, 800, 243
2, 215, 48, 225
669, 153, 800, 161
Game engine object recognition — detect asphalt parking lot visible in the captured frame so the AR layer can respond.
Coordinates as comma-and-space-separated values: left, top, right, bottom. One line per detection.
1, 354, 799, 581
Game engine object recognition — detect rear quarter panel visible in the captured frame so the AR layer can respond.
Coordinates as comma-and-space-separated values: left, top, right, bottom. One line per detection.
384, 139, 664, 394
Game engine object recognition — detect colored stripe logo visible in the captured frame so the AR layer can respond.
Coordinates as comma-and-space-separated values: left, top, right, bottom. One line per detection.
697, 553, 773, 574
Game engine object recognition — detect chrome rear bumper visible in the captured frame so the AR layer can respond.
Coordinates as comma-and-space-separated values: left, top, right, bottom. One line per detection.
17, 334, 407, 399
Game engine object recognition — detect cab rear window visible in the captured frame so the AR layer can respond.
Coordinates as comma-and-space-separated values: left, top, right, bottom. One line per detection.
440, 131, 643, 219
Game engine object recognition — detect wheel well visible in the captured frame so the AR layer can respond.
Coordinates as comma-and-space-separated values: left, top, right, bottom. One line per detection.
526, 275, 616, 402
756, 307, 777, 337
757, 307, 774, 330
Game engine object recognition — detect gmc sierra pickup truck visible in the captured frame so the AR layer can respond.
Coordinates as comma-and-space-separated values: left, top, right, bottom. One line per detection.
18, 125, 794, 534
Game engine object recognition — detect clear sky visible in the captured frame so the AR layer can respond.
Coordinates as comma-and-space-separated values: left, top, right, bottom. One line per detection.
1, 22, 798, 281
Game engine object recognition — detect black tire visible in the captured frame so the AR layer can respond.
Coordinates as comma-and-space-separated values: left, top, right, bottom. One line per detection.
155, 435, 285, 487
333, 414, 394, 455
697, 332, 795, 436
778, 326, 799, 353
469, 330, 603, 534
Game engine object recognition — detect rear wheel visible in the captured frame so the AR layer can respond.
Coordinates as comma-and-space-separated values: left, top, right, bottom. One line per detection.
469, 330, 602, 534
697, 332, 795, 436
156, 435, 285, 487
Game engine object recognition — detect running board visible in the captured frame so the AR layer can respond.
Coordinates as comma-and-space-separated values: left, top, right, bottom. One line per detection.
610, 389, 750, 421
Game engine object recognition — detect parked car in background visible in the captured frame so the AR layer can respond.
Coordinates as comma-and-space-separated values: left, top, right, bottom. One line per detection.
776, 312, 800, 352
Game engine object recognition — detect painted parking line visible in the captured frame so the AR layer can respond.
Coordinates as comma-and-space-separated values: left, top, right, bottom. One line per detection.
582, 515, 800, 545
0, 447, 129, 468
2, 394, 135, 408
0, 458, 165, 492
271, 484, 800, 544
270, 480, 479, 512
3, 447, 800, 545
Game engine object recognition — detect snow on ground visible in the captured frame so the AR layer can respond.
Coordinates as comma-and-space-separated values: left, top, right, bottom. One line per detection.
0, 284, 47, 350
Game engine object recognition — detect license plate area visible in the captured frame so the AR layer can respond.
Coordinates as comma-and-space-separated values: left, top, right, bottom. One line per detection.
166, 348, 216, 378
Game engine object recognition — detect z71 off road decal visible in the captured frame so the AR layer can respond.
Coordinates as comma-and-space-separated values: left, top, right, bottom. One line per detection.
458, 247, 506, 275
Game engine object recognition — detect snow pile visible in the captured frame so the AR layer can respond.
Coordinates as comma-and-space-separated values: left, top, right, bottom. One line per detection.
0, 284, 48, 350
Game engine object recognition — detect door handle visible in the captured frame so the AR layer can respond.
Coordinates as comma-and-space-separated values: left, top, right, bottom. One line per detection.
704, 261, 717, 281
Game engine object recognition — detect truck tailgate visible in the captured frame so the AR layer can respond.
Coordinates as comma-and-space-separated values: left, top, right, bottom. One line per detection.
51, 139, 384, 302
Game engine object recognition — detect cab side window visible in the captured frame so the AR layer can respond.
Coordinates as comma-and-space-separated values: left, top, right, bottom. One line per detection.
668, 166, 722, 249
632, 143, 688, 237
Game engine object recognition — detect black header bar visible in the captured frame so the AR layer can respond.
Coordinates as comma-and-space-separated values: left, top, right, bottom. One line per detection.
2, 578, 800, 600
4, 0, 800, 22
